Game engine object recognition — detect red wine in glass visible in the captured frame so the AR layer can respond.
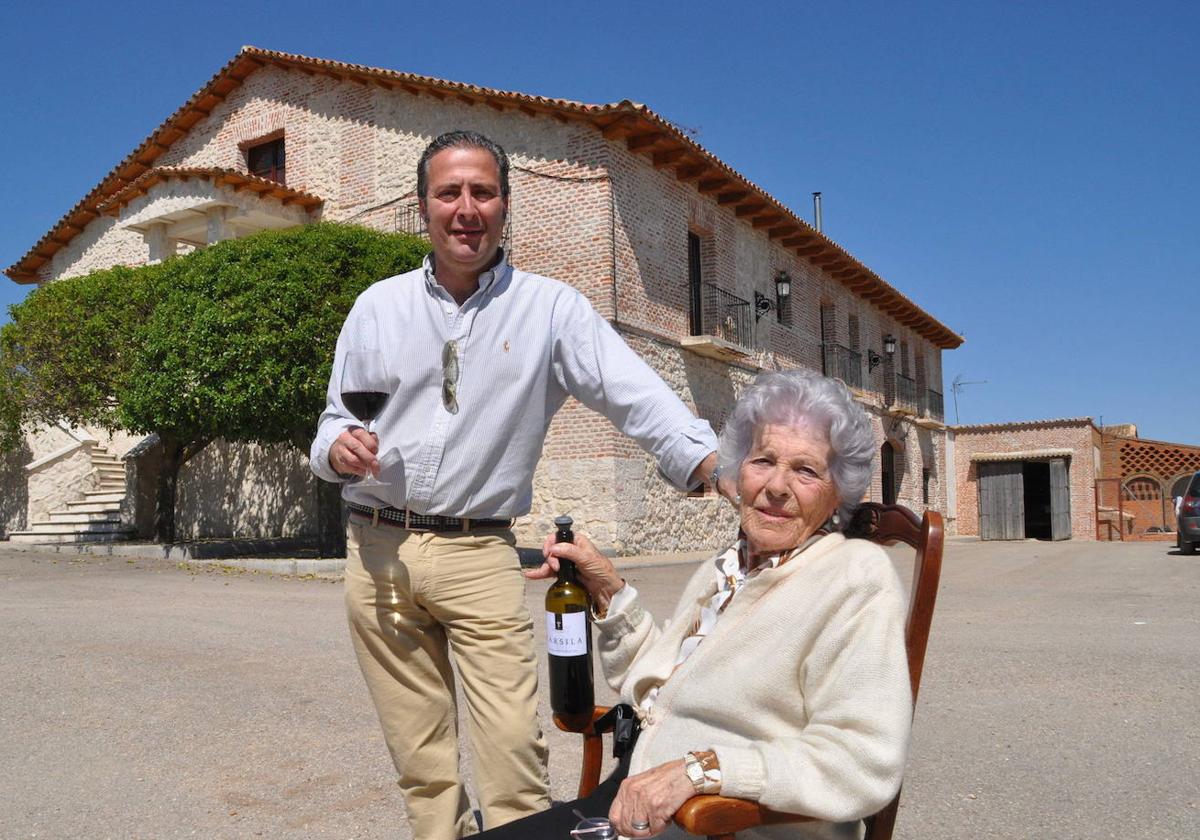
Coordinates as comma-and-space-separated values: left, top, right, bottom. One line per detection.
340, 350, 392, 486
341, 391, 388, 423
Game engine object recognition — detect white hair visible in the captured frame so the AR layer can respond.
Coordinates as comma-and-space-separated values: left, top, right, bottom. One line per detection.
717, 370, 876, 526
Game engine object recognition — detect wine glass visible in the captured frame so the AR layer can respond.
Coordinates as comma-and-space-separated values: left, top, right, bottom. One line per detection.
340, 350, 392, 487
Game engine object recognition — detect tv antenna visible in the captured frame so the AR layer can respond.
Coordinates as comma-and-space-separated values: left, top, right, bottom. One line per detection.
951, 374, 988, 424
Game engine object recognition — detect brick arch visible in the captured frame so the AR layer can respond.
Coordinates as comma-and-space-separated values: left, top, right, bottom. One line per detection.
1169, 473, 1195, 500
1121, 474, 1170, 533
1121, 475, 1163, 501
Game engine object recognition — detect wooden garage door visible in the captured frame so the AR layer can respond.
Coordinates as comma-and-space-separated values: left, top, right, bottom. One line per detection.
1049, 458, 1072, 540
979, 461, 1024, 540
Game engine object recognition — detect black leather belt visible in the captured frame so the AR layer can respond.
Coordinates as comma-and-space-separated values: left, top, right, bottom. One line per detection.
347, 502, 513, 533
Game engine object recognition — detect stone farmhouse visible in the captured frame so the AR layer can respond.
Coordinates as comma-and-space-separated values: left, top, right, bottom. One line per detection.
2, 47, 961, 552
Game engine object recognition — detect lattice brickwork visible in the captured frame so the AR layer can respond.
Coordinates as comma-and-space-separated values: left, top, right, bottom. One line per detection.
1118, 441, 1200, 482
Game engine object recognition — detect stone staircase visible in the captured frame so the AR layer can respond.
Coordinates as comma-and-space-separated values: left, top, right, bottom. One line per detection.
8, 446, 135, 544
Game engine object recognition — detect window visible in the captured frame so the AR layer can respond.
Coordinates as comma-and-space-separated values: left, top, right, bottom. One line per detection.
848, 314, 860, 351
247, 137, 285, 184
922, 468, 931, 505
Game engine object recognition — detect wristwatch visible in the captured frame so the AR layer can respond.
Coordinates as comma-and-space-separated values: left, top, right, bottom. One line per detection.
683, 751, 722, 794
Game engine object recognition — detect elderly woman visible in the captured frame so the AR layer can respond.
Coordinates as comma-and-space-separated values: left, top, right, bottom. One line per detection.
487, 370, 911, 840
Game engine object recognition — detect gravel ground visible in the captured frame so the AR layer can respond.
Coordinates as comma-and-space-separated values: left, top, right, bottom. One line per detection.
0, 537, 1196, 839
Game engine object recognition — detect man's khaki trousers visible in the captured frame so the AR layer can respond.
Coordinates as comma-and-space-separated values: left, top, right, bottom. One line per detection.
344, 520, 550, 839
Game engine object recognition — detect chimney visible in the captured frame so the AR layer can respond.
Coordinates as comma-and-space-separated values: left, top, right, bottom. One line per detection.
812, 192, 823, 232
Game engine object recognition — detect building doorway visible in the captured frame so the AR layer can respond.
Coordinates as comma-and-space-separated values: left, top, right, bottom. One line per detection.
977, 457, 1071, 540
881, 442, 896, 505
1023, 462, 1052, 539
687, 231, 702, 336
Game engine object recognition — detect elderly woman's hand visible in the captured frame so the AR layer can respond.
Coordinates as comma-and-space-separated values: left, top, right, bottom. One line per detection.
522, 531, 626, 613
608, 759, 696, 837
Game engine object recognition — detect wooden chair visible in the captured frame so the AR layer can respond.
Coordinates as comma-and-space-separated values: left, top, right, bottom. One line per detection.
554, 502, 944, 840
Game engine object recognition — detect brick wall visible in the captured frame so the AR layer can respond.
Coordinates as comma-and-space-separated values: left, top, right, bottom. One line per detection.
1099, 432, 1200, 534
954, 420, 1098, 539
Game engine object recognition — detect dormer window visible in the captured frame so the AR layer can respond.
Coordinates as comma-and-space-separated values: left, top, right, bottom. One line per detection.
247, 137, 285, 184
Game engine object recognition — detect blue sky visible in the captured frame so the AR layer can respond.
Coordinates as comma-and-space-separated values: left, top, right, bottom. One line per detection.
2, 1, 1196, 443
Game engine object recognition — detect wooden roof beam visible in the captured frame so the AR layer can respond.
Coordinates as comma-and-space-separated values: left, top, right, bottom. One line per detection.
767, 224, 798, 239
751, 214, 782, 229
400, 83, 422, 96
794, 243, 827, 256
813, 254, 847, 269
717, 190, 750, 205
652, 148, 686, 168
456, 93, 476, 106
675, 163, 709, 181
626, 132, 664, 152
735, 202, 767, 218
781, 233, 816, 247
600, 114, 639, 139
698, 176, 731, 194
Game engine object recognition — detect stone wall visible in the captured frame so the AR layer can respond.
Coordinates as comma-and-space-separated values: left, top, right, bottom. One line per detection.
175, 439, 317, 540
22, 425, 98, 527
0, 440, 32, 536
954, 419, 1098, 539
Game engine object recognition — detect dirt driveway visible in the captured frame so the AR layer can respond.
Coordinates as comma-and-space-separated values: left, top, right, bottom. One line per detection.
1, 537, 1196, 839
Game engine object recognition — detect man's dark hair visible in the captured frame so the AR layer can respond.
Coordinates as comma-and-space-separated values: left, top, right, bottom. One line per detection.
416, 130, 510, 201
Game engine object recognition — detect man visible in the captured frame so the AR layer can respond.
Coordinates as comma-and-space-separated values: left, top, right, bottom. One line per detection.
311, 130, 725, 839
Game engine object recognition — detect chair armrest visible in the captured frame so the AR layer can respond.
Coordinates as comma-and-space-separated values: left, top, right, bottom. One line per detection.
553, 707, 612, 733
674, 796, 814, 836
555, 708, 612, 798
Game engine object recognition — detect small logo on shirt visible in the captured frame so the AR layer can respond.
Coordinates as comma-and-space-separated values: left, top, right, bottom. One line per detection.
503, 340, 511, 353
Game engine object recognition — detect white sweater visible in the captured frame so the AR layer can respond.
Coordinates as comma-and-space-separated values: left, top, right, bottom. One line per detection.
594, 532, 912, 840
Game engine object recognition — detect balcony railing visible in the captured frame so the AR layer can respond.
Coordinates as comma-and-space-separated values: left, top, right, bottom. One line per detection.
395, 201, 513, 256
395, 202, 427, 236
894, 373, 920, 414
700, 283, 752, 349
926, 388, 944, 421
822, 344, 863, 389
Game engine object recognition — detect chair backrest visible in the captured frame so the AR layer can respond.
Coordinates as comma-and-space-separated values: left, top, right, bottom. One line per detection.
843, 502, 944, 840
844, 502, 944, 702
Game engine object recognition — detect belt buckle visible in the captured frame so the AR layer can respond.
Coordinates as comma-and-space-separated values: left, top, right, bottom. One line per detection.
404, 509, 411, 529
462, 517, 471, 533
371, 507, 380, 528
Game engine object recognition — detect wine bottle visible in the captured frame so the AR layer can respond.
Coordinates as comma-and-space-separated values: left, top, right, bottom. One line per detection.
545, 515, 595, 729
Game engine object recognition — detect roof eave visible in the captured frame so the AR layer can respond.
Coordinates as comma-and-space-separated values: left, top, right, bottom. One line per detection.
6, 45, 963, 348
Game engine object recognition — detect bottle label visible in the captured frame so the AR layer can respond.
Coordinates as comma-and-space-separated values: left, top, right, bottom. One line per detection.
546, 611, 588, 656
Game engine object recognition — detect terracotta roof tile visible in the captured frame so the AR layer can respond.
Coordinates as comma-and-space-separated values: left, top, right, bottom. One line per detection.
96, 166, 324, 215
955, 417, 1096, 431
